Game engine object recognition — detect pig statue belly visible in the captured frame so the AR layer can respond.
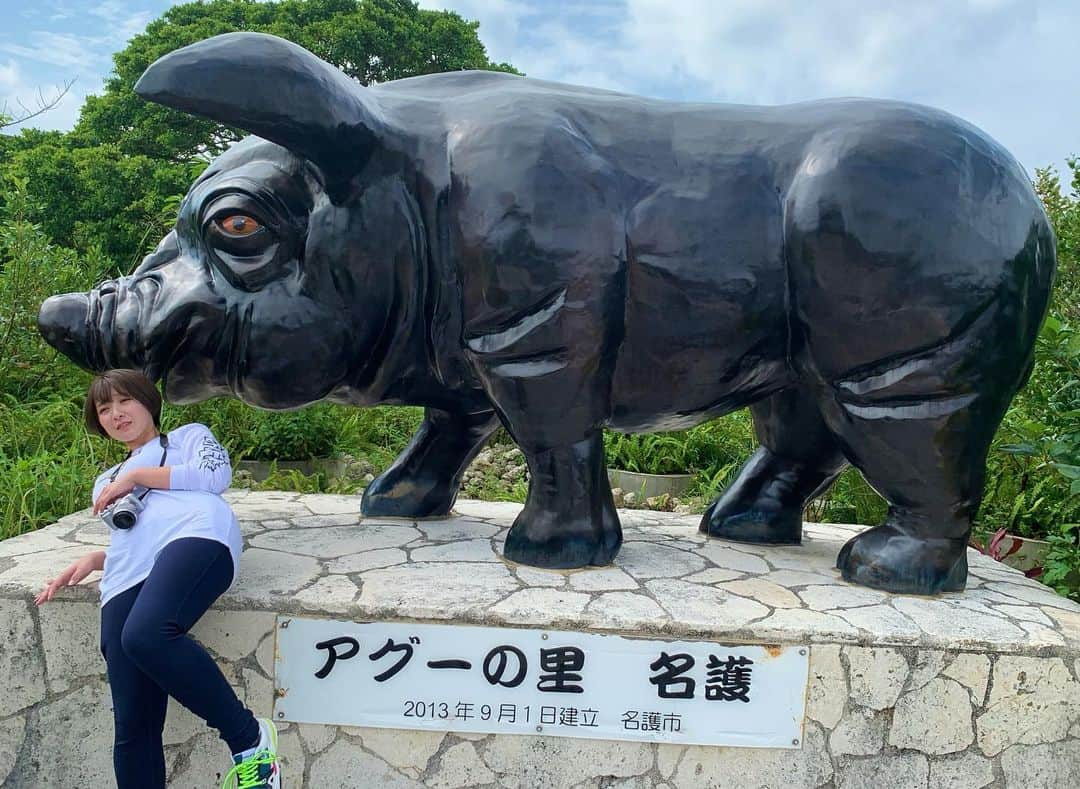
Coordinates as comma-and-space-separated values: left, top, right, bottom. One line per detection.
38, 33, 1056, 595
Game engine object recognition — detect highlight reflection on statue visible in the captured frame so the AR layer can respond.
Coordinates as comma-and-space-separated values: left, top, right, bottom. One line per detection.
38, 33, 1055, 596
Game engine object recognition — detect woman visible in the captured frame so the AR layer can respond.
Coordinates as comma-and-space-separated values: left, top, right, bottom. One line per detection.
35, 369, 281, 789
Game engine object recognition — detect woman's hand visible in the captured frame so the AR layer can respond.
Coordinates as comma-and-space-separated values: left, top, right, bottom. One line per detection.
92, 474, 137, 515
35, 551, 105, 606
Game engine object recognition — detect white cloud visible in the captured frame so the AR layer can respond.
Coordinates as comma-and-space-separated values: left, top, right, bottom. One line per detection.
629, 1, 1078, 173
0, 56, 92, 133
417, 0, 527, 65
1, 83, 89, 133
89, 1, 153, 45
3, 0, 1074, 176
588, 0, 1029, 103
0, 60, 19, 93
424, 0, 1076, 176
0, 1, 121, 132
35, 0, 78, 18
0, 31, 106, 71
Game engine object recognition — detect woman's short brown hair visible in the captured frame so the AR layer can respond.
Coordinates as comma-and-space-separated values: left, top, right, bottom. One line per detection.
83, 369, 162, 439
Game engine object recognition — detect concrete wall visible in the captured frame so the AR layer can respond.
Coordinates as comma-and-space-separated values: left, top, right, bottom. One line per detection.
2, 494, 1079, 787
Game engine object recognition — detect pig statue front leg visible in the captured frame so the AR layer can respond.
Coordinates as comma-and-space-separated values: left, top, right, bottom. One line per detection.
465, 298, 623, 569
458, 179, 626, 567
361, 406, 500, 518
503, 430, 621, 568
477, 384, 623, 569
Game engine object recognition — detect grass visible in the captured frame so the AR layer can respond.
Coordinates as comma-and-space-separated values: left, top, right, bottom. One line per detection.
0, 389, 893, 541
0, 397, 119, 540
0, 383, 1074, 600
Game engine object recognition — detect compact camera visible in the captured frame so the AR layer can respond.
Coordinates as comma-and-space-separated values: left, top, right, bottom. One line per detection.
100, 487, 149, 530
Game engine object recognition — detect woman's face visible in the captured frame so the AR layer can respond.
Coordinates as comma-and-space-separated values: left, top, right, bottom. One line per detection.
95, 391, 156, 446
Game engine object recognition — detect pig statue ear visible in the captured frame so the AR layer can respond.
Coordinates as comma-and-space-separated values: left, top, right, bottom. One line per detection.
134, 32, 394, 201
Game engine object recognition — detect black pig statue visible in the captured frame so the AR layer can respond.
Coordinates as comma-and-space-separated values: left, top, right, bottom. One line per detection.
38, 33, 1055, 595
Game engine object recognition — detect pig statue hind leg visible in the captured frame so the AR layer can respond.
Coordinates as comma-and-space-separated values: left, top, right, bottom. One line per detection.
703, 342, 1030, 595
361, 406, 500, 518
700, 385, 849, 545
812, 283, 1047, 594
699, 134, 1054, 595
819, 359, 1018, 595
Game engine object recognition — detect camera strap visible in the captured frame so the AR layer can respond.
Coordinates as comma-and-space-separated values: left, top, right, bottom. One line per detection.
108, 434, 169, 501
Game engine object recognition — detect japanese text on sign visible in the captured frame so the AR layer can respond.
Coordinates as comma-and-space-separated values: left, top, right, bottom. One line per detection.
275, 618, 809, 748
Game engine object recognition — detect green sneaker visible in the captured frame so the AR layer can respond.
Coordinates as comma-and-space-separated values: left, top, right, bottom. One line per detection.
221, 718, 281, 789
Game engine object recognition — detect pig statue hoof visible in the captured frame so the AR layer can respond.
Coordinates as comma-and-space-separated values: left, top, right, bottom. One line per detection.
504, 506, 623, 570
698, 448, 846, 545
361, 469, 456, 519
836, 524, 968, 595
699, 501, 803, 545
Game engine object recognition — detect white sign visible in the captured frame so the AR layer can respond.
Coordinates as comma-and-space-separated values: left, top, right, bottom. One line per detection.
274, 617, 809, 748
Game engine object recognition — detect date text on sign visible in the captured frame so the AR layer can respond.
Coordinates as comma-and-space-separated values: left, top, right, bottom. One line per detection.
274, 617, 809, 748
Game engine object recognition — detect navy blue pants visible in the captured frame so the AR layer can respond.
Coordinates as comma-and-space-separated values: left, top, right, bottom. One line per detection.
100, 537, 260, 789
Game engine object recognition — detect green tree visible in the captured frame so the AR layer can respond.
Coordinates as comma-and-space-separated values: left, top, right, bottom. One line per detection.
1035, 161, 1080, 321
0, 178, 111, 400
974, 158, 1080, 599
0, 0, 517, 267
6, 142, 200, 269
74, 0, 520, 163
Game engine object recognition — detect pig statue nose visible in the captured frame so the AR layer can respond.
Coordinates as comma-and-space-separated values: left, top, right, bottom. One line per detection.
38, 293, 93, 368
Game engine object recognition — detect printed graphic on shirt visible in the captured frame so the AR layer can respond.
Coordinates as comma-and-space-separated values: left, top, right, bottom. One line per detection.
197, 436, 229, 472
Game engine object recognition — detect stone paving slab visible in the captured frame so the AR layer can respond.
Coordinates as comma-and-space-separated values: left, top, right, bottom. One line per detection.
1, 492, 1079, 788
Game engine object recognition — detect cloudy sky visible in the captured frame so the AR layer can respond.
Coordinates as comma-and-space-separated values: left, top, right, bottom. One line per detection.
1, 0, 1076, 182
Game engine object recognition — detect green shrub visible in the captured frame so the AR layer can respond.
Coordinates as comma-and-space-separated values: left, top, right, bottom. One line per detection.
0, 178, 109, 401
806, 468, 889, 526
460, 471, 528, 504
0, 182, 121, 539
245, 406, 341, 460
335, 405, 424, 466
604, 412, 757, 477
164, 400, 345, 460
975, 314, 1080, 599
238, 466, 365, 495
603, 411, 890, 527
963, 163, 1080, 599
0, 396, 121, 540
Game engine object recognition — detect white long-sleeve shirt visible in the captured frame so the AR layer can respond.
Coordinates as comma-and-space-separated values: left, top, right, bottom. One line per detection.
93, 422, 243, 607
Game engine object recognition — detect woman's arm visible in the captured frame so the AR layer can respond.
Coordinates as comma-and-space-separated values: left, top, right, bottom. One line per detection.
165, 424, 232, 494
126, 466, 172, 489
35, 550, 105, 606
93, 468, 169, 514
93, 424, 232, 513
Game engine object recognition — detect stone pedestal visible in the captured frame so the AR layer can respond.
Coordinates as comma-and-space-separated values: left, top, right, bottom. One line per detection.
2, 492, 1079, 787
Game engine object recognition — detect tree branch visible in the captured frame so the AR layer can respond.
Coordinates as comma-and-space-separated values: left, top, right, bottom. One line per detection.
0, 78, 77, 129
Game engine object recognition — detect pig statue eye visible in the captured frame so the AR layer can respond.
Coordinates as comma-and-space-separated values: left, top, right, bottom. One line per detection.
205, 207, 273, 252
216, 214, 262, 237
202, 198, 286, 288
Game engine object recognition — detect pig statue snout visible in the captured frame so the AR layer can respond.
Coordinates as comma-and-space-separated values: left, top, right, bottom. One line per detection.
38, 293, 93, 370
